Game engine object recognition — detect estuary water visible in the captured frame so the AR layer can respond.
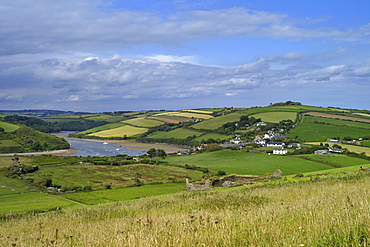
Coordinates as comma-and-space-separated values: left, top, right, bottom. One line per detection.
53, 132, 146, 157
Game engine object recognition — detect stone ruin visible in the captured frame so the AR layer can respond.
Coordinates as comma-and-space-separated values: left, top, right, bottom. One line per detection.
186, 170, 283, 191
186, 179, 212, 192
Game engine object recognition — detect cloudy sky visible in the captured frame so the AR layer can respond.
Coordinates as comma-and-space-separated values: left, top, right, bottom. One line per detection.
1, 0, 369, 112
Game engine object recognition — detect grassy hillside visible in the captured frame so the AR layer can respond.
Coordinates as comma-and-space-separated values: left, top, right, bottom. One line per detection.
88, 125, 148, 138
0, 124, 70, 153
0, 121, 20, 132
147, 128, 203, 140
122, 117, 164, 127
250, 111, 297, 123
1, 171, 369, 246
165, 150, 336, 175
192, 112, 244, 130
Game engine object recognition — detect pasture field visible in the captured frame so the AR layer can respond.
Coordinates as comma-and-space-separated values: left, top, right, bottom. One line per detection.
78, 122, 125, 135
355, 113, 370, 118
192, 112, 244, 130
147, 128, 203, 140
0, 192, 80, 214
60, 183, 187, 205
295, 154, 370, 168
86, 115, 127, 122
88, 125, 148, 138
0, 121, 19, 132
23, 164, 203, 190
250, 111, 297, 123
288, 122, 370, 141
305, 142, 370, 155
183, 109, 214, 114
147, 116, 189, 123
194, 133, 232, 142
155, 111, 214, 119
303, 116, 370, 129
122, 117, 164, 127
306, 112, 370, 123
2, 172, 370, 246
165, 150, 334, 175
362, 140, 370, 147
0, 176, 30, 195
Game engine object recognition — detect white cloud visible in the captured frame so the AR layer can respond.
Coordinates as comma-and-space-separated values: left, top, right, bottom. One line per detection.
67, 95, 80, 101
1, 2, 368, 56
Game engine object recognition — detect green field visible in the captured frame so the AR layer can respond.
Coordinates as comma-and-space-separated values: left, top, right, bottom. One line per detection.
0, 121, 19, 132
250, 111, 297, 123
192, 112, 244, 130
89, 125, 148, 137
296, 154, 370, 168
123, 117, 164, 127
362, 140, 370, 147
60, 183, 186, 205
79, 122, 126, 134
165, 150, 335, 175
0, 176, 30, 195
194, 133, 232, 142
24, 164, 203, 190
147, 128, 203, 139
303, 116, 370, 129
288, 122, 370, 141
305, 142, 370, 155
0, 192, 80, 214
155, 111, 214, 119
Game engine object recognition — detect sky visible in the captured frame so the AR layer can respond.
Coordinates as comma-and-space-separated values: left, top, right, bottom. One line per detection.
1, 0, 370, 112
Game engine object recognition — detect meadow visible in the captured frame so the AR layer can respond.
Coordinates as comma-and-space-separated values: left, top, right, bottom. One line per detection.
0, 121, 19, 132
165, 150, 335, 175
0, 192, 79, 214
154, 111, 214, 119
1, 172, 369, 246
23, 163, 203, 190
288, 122, 370, 141
250, 111, 297, 123
194, 133, 232, 142
88, 125, 148, 138
78, 122, 126, 135
192, 112, 244, 130
295, 154, 370, 168
60, 183, 187, 205
147, 128, 203, 140
303, 115, 370, 129
122, 117, 164, 127
306, 142, 370, 156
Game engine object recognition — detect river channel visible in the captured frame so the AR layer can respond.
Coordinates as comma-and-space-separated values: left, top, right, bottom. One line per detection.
54, 132, 146, 157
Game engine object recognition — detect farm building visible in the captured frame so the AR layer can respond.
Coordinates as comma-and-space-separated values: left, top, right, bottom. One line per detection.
266, 141, 285, 148
273, 149, 287, 155
314, 150, 330, 155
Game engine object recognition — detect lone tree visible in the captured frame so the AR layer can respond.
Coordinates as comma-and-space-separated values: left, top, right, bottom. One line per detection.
147, 148, 167, 164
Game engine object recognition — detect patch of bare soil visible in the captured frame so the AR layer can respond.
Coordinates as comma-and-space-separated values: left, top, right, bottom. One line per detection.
306, 112, 370, 123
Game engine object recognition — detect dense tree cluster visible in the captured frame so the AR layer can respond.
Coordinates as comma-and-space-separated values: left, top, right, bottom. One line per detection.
4, 115, 60, 133
3, 114, 107, 133
271, 101, 302, 106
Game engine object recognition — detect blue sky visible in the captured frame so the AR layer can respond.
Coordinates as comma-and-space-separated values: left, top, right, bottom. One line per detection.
0, 0, 369, 111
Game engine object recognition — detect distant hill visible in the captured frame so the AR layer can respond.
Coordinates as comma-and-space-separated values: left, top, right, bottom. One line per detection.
0, 121, 69, 153
0, 109, 86, 117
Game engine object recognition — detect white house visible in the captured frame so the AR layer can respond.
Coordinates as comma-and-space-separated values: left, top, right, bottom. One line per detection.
273, 149, 287, 155
266, 141, 285, 148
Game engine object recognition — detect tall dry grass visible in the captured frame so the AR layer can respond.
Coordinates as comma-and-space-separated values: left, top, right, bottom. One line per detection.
1, 173, 369, 246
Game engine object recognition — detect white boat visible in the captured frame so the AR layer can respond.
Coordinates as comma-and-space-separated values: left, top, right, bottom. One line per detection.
103, 142, 108, 145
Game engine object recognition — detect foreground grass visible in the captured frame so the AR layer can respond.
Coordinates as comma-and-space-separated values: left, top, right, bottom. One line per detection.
1, 172, 369, 246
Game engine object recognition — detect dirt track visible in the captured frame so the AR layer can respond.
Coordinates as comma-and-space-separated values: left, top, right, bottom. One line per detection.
306, 112, 370, 123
